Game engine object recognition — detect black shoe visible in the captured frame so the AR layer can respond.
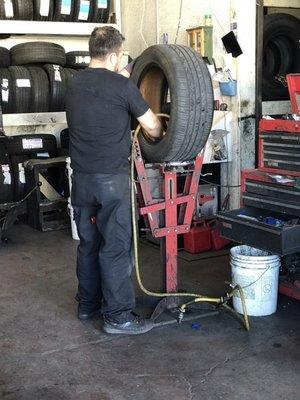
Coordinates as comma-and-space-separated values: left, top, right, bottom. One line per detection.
103, 314, 154, 335
77, 305, 101, 321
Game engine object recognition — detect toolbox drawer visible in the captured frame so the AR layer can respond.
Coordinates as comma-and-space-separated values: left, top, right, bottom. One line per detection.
218, 207, 300, 256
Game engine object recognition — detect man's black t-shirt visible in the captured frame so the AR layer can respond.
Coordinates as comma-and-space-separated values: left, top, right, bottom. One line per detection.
65, 68, 149, 174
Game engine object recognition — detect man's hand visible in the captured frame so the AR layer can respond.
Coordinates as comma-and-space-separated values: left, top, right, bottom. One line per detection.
137, 109, 164, 139
119, 59, 136, 78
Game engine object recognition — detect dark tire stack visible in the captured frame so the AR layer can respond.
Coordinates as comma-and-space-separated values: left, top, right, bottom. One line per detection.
0, 42, 90, 114
131, 45, 214, 162
263, 13, 300, 100
4, 134, 58, 201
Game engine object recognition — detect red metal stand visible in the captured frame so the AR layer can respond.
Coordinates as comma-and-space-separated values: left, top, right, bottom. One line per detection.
133, 138, 204, 293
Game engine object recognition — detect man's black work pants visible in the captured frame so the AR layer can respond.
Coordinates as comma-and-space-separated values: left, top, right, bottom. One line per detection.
72, 171, 135, 323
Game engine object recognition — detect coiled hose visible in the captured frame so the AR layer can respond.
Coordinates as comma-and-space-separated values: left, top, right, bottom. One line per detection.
131, 117, 250, 331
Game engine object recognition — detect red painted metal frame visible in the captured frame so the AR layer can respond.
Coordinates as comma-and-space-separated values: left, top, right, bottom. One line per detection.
287, 74, 300, 115
279, 281, 300, 301
134, 138, 204, 293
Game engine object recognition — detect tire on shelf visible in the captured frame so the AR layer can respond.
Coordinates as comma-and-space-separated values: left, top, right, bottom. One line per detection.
33, 0, 54, 21
43, 64, 68, 112
8, 66, 32, 114
5, 134, 58, 156
0, 48, 10, 68
53, 0, 75, 22
0, 0, 15, 20
5, 134, 58, 201
263, 13, 300, 101
27, 66, 50, 113
0, 68, 13, 114
131, 45, 214, 162
66, 51, 90, 69
60, 128, 70, 156
10, 42, 66, 66
73, 0, 94, 22
64, 68, 79, 83
92, 0, 110, 23
13, 0, 34, 20
0, 138, 14, 204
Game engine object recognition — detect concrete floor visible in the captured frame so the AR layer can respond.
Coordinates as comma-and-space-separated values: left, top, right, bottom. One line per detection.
0, 224, 299, 400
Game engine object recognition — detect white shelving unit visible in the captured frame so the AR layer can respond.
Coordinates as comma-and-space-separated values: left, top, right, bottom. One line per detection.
264, 0, 300, 8
0, 21, 119, 36
1, 0, 122, 134
3, 112, 66, 127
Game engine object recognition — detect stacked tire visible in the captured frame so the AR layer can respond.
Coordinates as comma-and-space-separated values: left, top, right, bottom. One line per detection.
1, 134, 58, 202
263, 13, 300, 100
0, 0, 110, 22
0, 42, 90, 113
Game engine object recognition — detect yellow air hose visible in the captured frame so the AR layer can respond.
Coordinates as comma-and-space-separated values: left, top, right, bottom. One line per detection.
130, 115, 250, 331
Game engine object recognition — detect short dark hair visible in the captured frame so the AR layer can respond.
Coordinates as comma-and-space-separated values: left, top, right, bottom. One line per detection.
89, 27, 125, 59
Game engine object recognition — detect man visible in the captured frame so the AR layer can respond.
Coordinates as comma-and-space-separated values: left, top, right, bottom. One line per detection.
65, 27, 162, 335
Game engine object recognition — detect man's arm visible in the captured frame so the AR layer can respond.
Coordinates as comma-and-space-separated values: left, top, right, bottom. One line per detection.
137, 109, 163, 139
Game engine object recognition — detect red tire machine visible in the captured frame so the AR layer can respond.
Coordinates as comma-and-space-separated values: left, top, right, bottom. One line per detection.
219, 74, 300, 301
133, 138, 219, 324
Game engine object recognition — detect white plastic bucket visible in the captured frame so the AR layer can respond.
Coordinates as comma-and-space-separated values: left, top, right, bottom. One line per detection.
230, 246, 280, 316
68, 199, 80, 241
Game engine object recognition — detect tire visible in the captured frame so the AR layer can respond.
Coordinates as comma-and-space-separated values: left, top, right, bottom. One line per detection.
5, 134, 57, 155
0, 138, 14, 203
64, 68, 79, 82
53, 0, 75, 22
66, 51, 90, 69
131, 45, 214, 162
13, 0, 34, 20
0, 48, 10, 68
92, 0, 110, 23
43, 64, 68, 112
73, 0, 94, 22
0, 0, 15, 19
5, 134, 57, 201
10, 42, 66, 66
33, 0, 54, 21
27, 66, 50, 113
8, 66, 32, 113
263, 13, 300, 101
60, 128, 70, 156
0, 68, 13, 114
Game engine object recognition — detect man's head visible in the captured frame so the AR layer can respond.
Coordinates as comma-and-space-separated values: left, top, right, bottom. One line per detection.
89, 26, 125, 72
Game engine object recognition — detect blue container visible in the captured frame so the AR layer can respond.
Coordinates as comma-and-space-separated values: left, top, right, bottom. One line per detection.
219, 80, 237, 96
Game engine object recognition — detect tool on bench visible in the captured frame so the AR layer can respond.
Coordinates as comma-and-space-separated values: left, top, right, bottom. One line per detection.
131, 115, 250, 330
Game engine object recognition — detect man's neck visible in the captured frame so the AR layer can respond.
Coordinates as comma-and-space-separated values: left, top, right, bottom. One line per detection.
89, 58, 114, 71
